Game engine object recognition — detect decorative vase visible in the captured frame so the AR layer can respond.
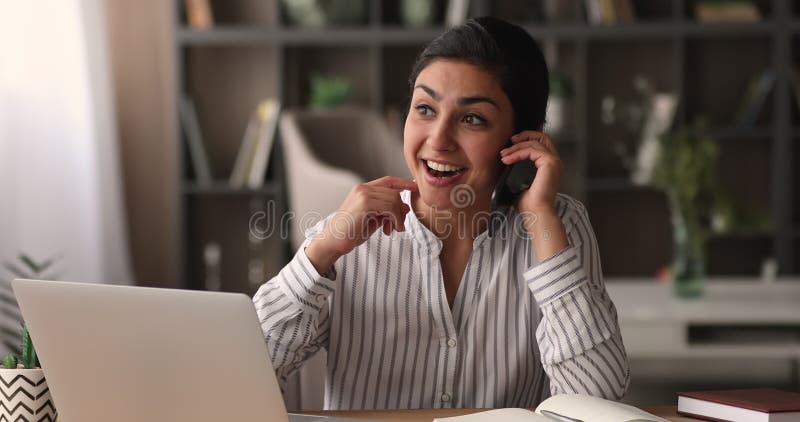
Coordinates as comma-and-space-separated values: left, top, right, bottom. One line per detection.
0, 367, 57, 420
668, 192, 705, 299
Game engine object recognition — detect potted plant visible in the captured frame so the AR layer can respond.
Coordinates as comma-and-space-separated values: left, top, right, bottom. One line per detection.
0, 324, 57, 420
651, 120, 718, 298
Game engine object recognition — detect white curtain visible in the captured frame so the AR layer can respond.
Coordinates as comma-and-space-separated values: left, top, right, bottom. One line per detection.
0, 0, 133, 352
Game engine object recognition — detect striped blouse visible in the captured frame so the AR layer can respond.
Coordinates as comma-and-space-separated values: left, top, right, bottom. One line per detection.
253, 190, 629, 410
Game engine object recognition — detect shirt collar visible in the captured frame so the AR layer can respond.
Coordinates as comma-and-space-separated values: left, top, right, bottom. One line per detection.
400, 189, 510, 254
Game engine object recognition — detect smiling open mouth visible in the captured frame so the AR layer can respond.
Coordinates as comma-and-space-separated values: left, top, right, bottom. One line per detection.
423, 160, 467, 178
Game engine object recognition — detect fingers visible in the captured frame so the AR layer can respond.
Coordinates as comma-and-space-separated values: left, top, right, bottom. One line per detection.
349, 184, 411, 234
366, 176, 419, 191
367, 196, 410, 232
501, 142, 562, 171
510, 131, 557, 154
501, 139, 551, 162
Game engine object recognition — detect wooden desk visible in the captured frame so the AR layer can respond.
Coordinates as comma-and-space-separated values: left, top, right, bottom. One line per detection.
301, 406, 703, 421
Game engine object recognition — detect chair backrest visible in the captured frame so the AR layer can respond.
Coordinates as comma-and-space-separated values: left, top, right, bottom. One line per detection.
279, 107, 410, 249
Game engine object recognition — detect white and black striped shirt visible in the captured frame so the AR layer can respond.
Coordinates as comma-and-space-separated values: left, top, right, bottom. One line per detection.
253, 191, 629, 410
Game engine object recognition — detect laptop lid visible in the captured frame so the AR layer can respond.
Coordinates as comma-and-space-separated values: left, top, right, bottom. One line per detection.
12, 278, 290, 422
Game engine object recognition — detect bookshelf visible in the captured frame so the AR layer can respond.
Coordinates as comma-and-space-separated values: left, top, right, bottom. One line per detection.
174, 0, 799, 293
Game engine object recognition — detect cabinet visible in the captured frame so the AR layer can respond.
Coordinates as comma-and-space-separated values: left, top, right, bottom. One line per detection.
174, 0, 799, 293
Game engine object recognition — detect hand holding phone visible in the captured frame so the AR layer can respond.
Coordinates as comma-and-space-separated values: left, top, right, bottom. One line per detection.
490, 130, 564, 235
489, 139, 537, 235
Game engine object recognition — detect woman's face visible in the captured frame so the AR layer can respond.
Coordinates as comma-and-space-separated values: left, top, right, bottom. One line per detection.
404, 59, 514, 212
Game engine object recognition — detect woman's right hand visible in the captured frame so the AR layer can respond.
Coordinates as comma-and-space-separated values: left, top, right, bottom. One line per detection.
304, 176, 418, 276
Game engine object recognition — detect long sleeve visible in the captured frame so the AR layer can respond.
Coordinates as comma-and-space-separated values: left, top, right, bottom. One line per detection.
522, 195, 630, 400
252, 217, 337, 390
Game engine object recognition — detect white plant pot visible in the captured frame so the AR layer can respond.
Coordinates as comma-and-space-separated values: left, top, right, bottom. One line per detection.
0, 367, 57, 421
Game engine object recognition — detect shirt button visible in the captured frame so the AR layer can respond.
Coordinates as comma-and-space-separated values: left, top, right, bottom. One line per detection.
441, 393, 451, 402
447, 338, 457, 348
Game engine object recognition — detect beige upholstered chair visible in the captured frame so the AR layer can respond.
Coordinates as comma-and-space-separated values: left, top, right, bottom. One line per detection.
279, 107, 410, 250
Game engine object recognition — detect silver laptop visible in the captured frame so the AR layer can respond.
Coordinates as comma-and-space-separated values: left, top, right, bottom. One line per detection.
12, 279, 363, 422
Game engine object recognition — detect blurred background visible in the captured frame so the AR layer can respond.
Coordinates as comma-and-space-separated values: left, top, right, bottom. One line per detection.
1, 0, 798, 410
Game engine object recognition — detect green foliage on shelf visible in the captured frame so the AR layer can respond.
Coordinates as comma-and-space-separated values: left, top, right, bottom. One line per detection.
309, 73, 352, 109
651, 119, 718, 219
549, 69, 574, 98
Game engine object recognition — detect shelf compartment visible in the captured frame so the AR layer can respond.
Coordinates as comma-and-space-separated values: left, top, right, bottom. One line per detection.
685, 0, 773, 22
279, 0, 371, 28
587, 189, 671, 276
715, 138, 773, 229
184, 46, 279, 179
706, 236, 773, 276
587, 39, 677, 179
795, 140, 800, 227
380, 0, 446, 27
688, 324, 800, 346
185, 195, 286, 294
283, 46, 373, 109
706, 126, 772, 140
685, 36, 773, 127
382, 45, 424, 113
180, 0, 277, 27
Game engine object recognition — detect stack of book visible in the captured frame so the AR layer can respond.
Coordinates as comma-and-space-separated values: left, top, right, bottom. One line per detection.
179, 97, 281, 189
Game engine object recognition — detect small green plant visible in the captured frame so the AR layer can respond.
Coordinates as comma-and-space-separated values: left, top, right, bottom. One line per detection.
1, 324, 38, 369
309, 73, 351, 109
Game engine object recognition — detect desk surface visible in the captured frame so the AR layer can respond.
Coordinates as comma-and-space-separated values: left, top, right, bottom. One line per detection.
302, 406, 702, 421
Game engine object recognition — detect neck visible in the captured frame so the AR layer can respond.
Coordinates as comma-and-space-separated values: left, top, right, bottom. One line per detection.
411, 191, 491, 244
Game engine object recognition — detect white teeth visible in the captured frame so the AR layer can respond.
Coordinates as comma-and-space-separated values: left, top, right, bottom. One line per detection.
426, 160, 464, 172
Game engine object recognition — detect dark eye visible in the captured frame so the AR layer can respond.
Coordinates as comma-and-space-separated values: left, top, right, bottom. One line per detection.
415, 104, 435, 117
462, 113, 486, 125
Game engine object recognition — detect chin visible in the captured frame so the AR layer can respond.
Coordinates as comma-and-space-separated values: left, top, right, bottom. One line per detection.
417, 188, 458, 211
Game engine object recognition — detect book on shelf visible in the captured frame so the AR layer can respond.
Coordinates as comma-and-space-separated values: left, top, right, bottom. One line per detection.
584, 0, 634, 25
229, 99, 282, 190
677, 388, 800, 422
178, 95, 213, 187
695, 0, 761, 23
184, 0, 214, 29
735, 68, 776, 127
434, 394, 668, 422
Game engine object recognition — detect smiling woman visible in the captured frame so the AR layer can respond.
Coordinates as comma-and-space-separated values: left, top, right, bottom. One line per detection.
253, 17, 629, 410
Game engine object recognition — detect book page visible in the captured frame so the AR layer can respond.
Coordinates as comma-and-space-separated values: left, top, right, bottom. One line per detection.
536, 394, 670, 422
434, 408, 549, 422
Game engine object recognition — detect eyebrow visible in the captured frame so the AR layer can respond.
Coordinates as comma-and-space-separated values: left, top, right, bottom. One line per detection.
414, 84, 501, 110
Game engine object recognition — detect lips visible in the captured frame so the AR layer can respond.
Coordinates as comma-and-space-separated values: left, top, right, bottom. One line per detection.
420, 159, 467, 187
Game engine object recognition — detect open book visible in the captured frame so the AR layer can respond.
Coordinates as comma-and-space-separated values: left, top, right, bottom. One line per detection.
435, 394, 669, 422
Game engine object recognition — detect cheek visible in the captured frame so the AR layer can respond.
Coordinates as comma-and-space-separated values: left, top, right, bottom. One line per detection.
402, 127, 423, 170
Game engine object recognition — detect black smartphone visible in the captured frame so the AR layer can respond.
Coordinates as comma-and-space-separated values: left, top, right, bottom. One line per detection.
489, 140, 537, 235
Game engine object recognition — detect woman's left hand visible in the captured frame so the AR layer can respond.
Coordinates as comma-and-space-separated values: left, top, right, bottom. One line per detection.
499, 130, 562, 215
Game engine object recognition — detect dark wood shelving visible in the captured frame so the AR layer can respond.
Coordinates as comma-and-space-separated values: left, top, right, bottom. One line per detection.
175, 0, 799, 289
177, 20, 779, 46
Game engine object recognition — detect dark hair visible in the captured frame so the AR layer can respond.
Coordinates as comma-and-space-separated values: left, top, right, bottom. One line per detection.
408, 16, 550, 132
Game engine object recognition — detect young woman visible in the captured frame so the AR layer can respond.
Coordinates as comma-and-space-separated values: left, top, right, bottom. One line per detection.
253, 16, 629, 410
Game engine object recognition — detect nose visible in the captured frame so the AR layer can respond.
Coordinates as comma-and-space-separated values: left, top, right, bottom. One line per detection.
426, 117, 456, 152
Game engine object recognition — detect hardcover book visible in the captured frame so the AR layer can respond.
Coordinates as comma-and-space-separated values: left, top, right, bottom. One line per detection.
677, 388, 800, 422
